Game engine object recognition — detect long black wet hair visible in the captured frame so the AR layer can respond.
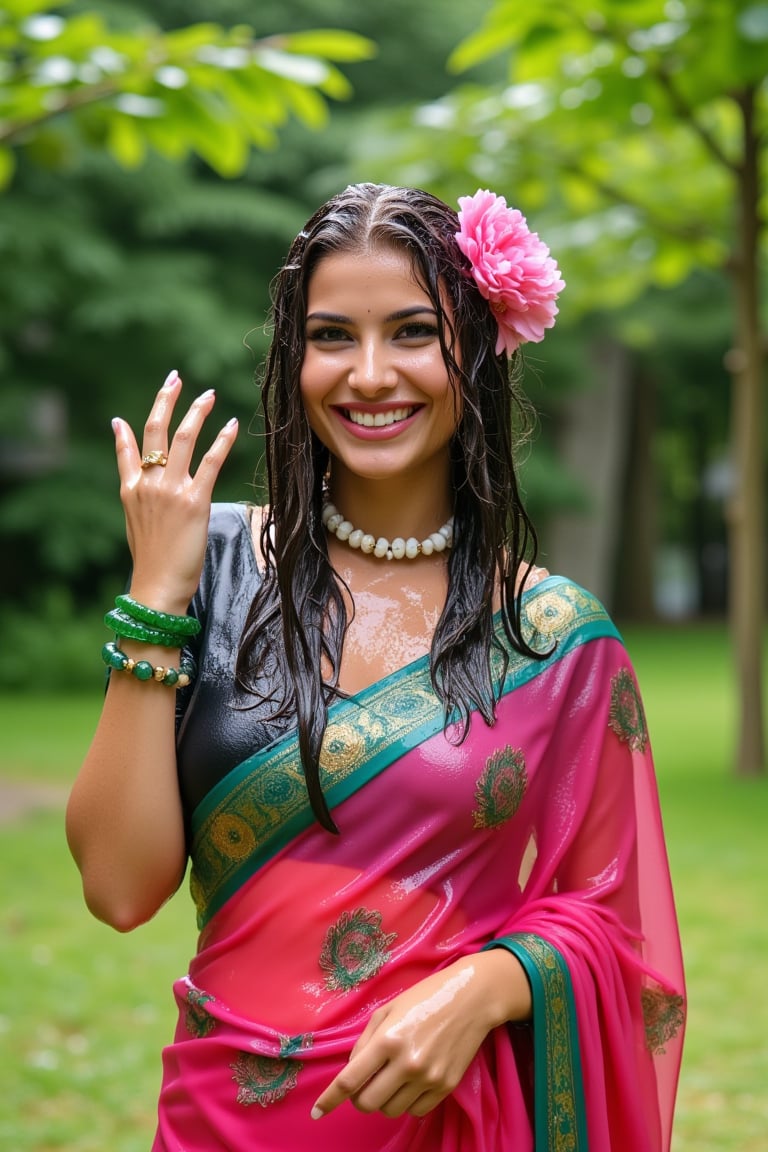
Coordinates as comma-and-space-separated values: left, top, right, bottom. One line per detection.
236, 183, 544, 832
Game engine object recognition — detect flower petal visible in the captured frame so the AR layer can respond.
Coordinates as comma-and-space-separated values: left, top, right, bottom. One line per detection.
456, 189, 565, 356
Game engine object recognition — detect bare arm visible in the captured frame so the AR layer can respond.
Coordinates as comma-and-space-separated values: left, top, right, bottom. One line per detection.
311, 947, 531, 1120
65, 371, 238, 931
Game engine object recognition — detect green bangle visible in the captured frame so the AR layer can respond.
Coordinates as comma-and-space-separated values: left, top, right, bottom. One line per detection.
102, 641, 196, 687
115, 594, 201, 637
104, 608, 184, 647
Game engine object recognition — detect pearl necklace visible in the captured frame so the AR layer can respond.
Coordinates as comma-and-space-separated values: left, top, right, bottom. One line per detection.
322, 499, 454, 560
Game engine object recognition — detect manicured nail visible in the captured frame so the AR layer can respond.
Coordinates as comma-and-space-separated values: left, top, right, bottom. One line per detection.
163, 369, 179, 388
199, 388, 215, 401
310, 1106, 324, 1120
225, 417, 238, 430
111, 418, 121, 433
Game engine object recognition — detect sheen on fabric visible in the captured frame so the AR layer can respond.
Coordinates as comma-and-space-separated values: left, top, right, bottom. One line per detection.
152, 503, 685, 1152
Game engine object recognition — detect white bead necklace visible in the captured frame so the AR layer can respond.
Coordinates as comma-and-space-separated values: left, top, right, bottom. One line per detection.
322, 499, 454, 560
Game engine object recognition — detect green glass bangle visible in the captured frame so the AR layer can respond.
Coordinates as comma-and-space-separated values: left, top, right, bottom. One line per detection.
104, 608, 184, 648
101, 641, 196, 688
115, 594, 201, 637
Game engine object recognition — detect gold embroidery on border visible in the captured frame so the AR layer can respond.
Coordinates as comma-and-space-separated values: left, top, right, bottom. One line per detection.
515, 933, 579, 1151
642, 985, 686, 1054
190, 581, 610, 924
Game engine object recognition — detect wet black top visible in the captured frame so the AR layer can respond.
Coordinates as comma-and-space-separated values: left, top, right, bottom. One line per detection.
176, 503, 293, 839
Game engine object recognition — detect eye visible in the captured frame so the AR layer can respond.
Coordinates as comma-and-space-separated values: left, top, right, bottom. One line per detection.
395, 321, 440, 341
307, 326, 352, 343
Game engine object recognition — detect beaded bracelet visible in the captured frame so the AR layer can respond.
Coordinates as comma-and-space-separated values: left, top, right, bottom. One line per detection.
102, 641, 196, 687
103, 607, 185, 648
115, 594, 201, 637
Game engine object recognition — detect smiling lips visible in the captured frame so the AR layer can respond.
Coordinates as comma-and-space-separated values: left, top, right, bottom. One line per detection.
334, 404, 421, 436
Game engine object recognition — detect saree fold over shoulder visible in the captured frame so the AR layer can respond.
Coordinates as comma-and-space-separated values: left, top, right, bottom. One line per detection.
154, 502, 685, 1152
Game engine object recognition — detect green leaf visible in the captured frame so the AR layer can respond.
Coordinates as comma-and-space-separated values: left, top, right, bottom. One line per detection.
2, 0, 63, 19
278, 29, 377, 63
0, 147, 16, 188
448, 22, 517, 73
106, 114, 145, 169
315, 63, 353, 101
253, 45, 330, 87
163, 23, 227, 57
284, 81, 329, 130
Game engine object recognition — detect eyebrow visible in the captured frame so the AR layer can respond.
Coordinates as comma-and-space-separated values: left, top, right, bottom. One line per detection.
306, 306, 438, 323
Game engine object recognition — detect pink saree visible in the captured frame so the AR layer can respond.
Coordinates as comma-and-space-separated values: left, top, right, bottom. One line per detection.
154, 577, 685, 1151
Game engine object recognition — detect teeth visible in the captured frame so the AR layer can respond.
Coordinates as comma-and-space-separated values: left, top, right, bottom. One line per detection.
347, 406, 415, 428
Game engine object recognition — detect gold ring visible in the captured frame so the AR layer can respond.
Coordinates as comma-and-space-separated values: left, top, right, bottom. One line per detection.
141, 451, 168, 469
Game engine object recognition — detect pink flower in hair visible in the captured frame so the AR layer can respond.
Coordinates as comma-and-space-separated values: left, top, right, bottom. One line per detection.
456, 189, 565, 356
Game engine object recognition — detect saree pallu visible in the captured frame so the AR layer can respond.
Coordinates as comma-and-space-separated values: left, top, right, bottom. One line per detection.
154, 577, 685, 1151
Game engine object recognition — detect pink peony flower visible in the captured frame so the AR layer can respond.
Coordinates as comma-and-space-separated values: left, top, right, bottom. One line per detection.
456, 189, 565, 356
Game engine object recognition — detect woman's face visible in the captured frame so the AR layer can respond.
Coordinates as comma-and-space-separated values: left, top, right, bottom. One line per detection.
299, 245, 460, 489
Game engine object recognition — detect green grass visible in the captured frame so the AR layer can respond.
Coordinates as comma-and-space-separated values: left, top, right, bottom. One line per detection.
1, 627, 766, 1151
622, 625, 768, 1151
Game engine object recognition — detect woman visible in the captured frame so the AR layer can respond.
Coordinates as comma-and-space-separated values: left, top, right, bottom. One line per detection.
66, 183, 685, 1151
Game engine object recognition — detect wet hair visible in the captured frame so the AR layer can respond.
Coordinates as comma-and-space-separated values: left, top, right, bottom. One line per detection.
236, 182, 542, 832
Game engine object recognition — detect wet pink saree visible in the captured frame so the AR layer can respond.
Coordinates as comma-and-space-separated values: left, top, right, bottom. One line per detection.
154, 577, 685, 1151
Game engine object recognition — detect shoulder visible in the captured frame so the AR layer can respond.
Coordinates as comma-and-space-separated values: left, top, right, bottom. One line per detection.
193, 503, 261, 610
207, 501, 253, 544
520, 573, 621, 649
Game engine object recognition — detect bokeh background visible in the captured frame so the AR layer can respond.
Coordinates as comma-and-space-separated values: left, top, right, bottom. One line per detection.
1, 1, 766, 1149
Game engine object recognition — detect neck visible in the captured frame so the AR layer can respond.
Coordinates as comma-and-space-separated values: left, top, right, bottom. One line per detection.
326, 472, 453, 543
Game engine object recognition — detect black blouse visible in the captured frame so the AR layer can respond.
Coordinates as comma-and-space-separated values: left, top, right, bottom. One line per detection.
176, 503, 293, 837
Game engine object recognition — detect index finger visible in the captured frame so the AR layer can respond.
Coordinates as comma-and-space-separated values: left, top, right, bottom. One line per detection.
311, 1045, 385, 1120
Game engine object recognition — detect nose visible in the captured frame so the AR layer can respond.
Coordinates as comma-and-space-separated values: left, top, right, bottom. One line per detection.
347, 335, 398, 394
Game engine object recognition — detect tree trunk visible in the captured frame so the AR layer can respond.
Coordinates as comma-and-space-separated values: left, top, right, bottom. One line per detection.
614, 364, 657, 622
726, 85, 765, 777
544, 339, 632, 610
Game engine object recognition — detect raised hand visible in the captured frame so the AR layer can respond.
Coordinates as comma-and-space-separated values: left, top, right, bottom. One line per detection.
112, 369, 239, 614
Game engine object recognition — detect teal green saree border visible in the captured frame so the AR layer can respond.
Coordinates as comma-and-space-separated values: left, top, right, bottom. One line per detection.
483, 933, 588, 1151
189, 576, 620, 928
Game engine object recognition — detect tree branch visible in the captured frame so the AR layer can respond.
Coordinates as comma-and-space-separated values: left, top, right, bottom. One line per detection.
561, 160, 720, 247
0, 82, 119, 146
585, 11, 740, 174
651, 65, 739, 174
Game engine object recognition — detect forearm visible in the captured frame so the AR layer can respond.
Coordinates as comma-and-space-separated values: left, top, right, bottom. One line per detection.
66, 641, 187, 931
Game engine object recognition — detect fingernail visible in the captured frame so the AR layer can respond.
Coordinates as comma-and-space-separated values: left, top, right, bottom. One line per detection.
163, 369, 179, 388
199, 388, 215, 401
111, 418, 121, 433
310, 1106, 324, 1120
225, 417, 238, 429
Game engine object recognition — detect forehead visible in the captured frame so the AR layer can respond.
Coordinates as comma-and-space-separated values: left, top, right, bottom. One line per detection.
309, 244, 419, 287
305, 245, 447, 317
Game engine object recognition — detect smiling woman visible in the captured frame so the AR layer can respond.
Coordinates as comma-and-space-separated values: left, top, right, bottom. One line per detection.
300, 246, 460, 522
65, 183, 684, 1152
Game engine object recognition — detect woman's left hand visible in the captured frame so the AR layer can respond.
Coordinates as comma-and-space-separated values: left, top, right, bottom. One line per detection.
311, 948, 530, 1120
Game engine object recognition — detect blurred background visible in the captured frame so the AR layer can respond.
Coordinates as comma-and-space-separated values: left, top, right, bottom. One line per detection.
0, 1, 766, 1149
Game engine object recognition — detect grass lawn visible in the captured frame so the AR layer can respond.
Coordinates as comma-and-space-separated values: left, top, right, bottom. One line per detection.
1, 624, 766, 1150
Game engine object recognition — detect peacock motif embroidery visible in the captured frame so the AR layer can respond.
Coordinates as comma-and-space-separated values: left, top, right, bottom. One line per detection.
319, 907, 397, 993
608, 668, 648, 752
473, 745, 527, 829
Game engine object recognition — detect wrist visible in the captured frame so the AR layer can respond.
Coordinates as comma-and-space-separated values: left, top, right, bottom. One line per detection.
126, 586, 193, 619
474, 947, 533, 1028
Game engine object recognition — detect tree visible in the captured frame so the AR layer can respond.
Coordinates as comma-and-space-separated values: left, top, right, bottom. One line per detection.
359, 0, 767, 776
0, 0, 374, 185
0, 0, 498, 689
0, 0, 375, 687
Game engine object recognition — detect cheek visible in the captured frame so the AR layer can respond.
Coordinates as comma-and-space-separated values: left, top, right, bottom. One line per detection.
298, 357, 326, 412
